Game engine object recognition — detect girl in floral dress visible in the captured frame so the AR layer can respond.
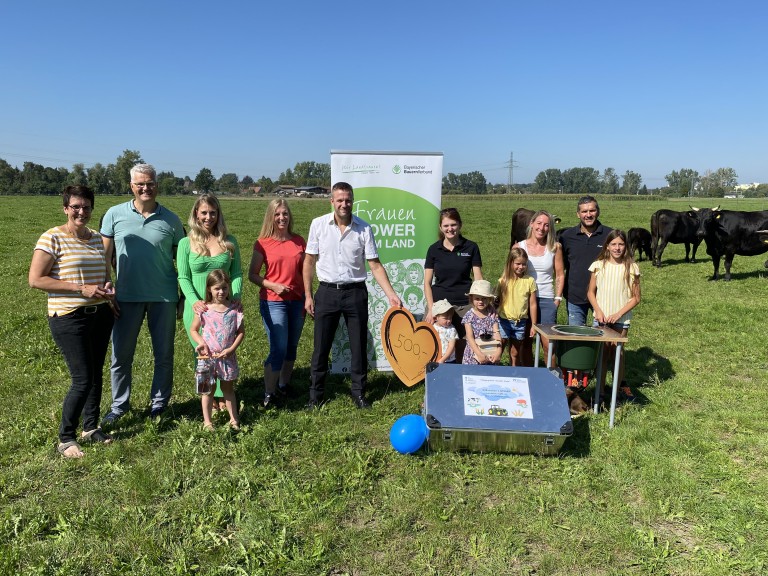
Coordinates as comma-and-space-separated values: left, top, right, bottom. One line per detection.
190, 270, 244, 430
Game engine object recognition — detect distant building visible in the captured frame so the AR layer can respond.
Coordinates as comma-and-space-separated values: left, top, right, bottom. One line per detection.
273, 185, 330, 197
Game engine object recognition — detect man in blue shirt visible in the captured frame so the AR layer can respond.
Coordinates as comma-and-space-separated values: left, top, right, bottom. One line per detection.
100, 164, 185, 424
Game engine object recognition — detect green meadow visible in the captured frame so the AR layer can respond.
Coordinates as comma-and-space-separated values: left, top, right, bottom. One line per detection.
1, 194, 767, 575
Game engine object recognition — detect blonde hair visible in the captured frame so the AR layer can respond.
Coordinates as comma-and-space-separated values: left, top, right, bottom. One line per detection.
259, 198, 295, 239
496, 247, 528, 302
187, 194, 234, 257
525, 210, 557, 252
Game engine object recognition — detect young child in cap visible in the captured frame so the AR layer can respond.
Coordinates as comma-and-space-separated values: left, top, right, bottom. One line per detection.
462, 280, 502, 365
432, 299, 458, 363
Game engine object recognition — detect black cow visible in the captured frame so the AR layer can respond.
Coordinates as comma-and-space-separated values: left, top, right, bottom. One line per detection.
510, 208, 561, 248
628, 227, 652, 262
650, 209, 702, 267
691, 207, 768, 280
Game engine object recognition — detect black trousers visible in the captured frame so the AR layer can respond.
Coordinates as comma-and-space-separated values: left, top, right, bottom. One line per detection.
309, 283, 368, 401
48, 304, 114, 442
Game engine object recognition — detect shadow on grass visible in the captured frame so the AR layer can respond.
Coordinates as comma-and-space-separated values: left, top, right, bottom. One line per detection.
652, 257, 700, 268
704, 268, 768, 281
627, 346, 674, 385
561, 414, 591, 457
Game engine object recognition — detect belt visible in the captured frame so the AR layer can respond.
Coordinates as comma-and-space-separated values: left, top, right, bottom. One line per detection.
319, 281, 366, 290
81, 303, 107, 314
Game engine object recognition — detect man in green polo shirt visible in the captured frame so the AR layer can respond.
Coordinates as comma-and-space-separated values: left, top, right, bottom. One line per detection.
100, 164, 185, 424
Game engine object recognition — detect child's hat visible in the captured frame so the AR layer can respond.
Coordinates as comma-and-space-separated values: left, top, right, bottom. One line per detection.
466, 279, 494, 298
432, 299, 454, 316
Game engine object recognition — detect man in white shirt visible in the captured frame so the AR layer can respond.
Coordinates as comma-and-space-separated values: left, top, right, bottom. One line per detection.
303, 182, 402, 409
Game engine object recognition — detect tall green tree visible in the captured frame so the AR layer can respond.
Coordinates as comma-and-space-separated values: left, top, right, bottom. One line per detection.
240, 175, 255, 189
562, 167, 599, 195
194, 168, 216, 193
533, 168, 564, 193
665, 168, 699, 197
699, 167, 738, 197
291, 161, 331, 187
217, 173, 240, 194
278, 168, 294, 185
68, 163, 88, 186
600, 168, 620, 194
87, 163, 110, 196
20, 162, 67, 195
113, 150, 144, 195
255, 176, 274, 194
157, 171, 186, 196
621, 170, 642, 195
0, 159, 19, 194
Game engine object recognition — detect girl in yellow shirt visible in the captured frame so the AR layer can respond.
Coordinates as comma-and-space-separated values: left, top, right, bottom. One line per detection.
587, 230, 641, 401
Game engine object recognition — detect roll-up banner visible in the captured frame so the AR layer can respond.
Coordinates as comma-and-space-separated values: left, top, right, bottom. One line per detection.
329, 150, 443, 373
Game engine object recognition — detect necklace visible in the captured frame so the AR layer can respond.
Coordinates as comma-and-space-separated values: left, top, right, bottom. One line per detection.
66, 222, 91, 241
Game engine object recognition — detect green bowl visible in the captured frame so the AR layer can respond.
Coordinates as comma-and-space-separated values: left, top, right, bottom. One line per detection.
552, 325, 602, 370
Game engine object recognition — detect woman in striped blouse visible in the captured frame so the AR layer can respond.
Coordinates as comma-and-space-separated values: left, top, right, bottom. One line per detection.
29, 185, 116, 458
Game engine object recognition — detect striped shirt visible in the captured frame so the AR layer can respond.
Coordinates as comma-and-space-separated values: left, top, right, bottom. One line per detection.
34, 227, 108, 317
588, 260, 640, 325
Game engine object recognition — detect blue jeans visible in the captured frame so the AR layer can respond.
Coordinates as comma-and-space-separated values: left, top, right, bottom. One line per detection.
260, 298, 305, 371
49, 304, 114, 442
109, 301, 176, 415
567, 301, 592, 326
499, 317, 527, 340
537, 297, 558, 324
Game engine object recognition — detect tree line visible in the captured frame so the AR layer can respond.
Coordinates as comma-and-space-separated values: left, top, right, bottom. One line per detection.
0, 150, 332, 197
1, 151, 764, 198
530, 166, 766, 198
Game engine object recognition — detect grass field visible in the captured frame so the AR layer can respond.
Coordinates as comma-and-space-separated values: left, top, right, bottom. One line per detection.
1, 194, 767, 576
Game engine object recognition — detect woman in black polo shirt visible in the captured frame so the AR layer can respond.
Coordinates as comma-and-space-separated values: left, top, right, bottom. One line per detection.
424, 208, 483, 362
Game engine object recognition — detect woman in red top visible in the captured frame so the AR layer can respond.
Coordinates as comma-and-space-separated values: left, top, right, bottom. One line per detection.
248, 199, 306, 407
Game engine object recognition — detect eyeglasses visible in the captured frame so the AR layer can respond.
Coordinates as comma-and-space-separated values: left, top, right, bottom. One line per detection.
68, 204, 93, 212
132, 182, 156, 189
479, 333, 493, 342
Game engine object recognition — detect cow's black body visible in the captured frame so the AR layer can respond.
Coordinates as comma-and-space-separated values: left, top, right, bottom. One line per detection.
628, 227, 652, 262
693, 208, 768, 280
650, 209, 702, 267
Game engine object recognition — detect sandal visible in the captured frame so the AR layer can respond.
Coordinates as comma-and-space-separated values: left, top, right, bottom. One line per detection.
57, 440, 85, 458
202, 422, 215, 432
81, 428, 113, 444
229, 420, 240, 432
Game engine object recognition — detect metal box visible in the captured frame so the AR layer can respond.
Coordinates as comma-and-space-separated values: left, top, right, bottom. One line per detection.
424, 363, 572, 455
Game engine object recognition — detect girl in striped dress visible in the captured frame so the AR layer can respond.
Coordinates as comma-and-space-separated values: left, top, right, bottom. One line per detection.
587, 229, 641, 401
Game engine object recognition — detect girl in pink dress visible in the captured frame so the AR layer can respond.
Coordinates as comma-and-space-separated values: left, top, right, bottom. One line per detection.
190, 270, 244, 430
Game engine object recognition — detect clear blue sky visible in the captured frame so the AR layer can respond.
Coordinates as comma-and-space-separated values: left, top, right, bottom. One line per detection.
2, 1, 766, 187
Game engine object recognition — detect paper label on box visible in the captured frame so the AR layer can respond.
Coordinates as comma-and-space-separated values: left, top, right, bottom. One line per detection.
462, 374, 533, 419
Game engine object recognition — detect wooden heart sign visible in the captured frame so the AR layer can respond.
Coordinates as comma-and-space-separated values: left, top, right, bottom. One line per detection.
381, 307, 441, 387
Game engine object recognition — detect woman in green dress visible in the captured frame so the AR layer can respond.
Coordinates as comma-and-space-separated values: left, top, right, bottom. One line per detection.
177, 194, 242, 410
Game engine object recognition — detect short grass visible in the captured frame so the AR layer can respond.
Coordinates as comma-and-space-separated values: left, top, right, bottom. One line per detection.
1, 194, 767, 575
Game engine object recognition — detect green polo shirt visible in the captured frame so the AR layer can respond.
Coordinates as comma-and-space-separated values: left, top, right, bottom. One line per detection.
100, 200, 185, 302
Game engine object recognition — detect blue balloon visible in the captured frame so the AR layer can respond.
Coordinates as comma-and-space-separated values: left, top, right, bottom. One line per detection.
389, 414, 429, 454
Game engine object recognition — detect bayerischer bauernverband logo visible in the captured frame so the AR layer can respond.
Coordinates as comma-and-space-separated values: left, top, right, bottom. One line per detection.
392, 165, 401, 174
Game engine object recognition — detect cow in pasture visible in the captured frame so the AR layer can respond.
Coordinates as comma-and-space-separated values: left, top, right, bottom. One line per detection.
691, 206, 768, 281
628, 227, 652, 261
650, 209, 702, 267
509, 208, 561, 248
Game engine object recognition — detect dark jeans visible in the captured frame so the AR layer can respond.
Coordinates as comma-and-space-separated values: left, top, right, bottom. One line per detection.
48, 304, 114, 443
310, 283, 368, 401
